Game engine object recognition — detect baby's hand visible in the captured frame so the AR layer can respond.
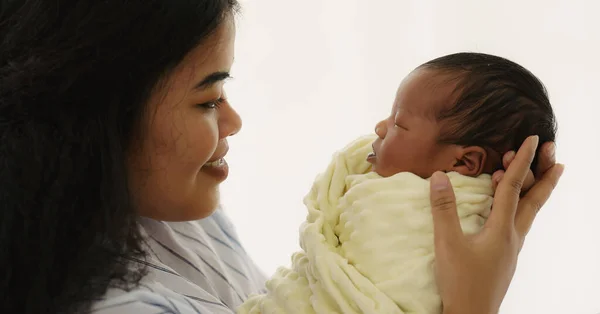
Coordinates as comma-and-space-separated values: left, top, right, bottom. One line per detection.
491, 141, 556, 193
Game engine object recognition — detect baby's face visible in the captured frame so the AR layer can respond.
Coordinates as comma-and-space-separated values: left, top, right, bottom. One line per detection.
367, 69, 459, 178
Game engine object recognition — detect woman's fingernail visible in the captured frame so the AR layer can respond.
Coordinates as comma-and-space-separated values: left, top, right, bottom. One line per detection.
431, 172, 450, 191
531, 135, 540, 147
547, 142, 556, 158
556, 163, 565, 177
493, 172, 504, 183
504, 151, 516, 163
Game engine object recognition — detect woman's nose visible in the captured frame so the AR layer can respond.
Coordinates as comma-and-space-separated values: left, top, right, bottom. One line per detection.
219, 101, 242, 138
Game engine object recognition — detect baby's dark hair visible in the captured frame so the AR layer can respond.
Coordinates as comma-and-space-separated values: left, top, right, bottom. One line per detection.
420, 52, 557, 172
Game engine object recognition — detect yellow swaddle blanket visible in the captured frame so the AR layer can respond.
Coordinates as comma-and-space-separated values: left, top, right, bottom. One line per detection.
238, 135, 494, 314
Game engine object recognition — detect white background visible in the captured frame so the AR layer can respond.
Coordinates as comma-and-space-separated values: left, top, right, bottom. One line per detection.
221, 1, 600, 313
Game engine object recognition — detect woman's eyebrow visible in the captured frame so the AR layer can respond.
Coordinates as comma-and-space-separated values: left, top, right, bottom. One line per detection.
193, 71, 231, 91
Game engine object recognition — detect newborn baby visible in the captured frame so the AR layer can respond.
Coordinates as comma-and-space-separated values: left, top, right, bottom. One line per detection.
237, 52, 557, 314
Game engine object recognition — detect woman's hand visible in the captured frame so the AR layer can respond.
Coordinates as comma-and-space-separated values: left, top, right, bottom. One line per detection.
429, 136, 564, 314
491, 141, 557, 193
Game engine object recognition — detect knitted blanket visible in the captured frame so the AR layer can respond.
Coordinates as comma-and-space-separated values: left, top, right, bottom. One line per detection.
238, 135, 493, 314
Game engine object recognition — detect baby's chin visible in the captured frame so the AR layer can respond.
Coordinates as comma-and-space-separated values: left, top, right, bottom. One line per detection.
370, 164, 395, 178
370, 164, 436, 179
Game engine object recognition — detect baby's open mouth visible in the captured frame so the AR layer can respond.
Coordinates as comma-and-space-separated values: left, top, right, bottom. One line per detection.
367, 144, 376, 162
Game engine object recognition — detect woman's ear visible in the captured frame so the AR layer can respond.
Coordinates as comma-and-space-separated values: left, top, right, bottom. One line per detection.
451, 146, 487, 176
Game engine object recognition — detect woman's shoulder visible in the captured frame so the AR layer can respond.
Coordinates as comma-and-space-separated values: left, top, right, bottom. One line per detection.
142, 209, 268, 292
91, 281, 235, 314
93, 209, 267, 313
94, 209, 267, 313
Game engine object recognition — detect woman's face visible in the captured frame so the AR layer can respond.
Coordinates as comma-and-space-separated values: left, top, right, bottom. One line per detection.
128, 17, 241, 221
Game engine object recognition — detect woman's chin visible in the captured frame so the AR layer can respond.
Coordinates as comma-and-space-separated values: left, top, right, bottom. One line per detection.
193, 187, 221, 218
139, 188, 220, 222
180, 190, 220, 221
158, 204, 218, 222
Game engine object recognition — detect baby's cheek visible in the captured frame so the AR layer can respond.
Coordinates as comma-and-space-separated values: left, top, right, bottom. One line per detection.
377, 157, 400, 178
384, 149, 404, 166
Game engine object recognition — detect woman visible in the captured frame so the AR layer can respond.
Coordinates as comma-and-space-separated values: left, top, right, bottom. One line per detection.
0, 1, 563, 313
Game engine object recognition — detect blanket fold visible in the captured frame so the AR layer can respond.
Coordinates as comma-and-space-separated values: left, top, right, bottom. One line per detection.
238, 135, 493, 314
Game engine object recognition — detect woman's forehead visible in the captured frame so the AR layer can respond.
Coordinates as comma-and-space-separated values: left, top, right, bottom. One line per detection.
173, 20, 236, 90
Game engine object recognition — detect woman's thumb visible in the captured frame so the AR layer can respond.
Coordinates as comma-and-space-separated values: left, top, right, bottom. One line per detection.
430, 172, 462, 241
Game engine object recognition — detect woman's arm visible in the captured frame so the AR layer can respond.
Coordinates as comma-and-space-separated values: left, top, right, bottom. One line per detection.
429, 136, 564, 314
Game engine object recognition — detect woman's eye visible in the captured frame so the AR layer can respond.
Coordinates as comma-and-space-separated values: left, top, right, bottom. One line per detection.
199, 98, 225, 109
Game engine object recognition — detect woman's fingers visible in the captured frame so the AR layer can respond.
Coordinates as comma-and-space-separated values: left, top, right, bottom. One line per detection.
430, 171, 462, 244
535, 142, 557, 178
487, 135, 539, 230
501, 150, 535, 193
491, 170, 504, 191
514, 163, 564, 239
520, 171, 536, 194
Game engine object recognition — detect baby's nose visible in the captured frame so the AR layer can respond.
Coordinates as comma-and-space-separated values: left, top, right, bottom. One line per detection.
375, 120, 386, 138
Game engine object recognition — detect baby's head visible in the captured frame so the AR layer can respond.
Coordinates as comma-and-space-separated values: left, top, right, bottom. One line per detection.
367, 52, 556, 178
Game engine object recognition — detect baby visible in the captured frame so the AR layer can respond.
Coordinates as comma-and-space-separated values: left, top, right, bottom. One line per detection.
237, 53, 557, 314
367, 52, 555, 179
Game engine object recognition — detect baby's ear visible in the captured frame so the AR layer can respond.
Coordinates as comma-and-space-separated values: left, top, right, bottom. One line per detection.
451, 146, 487, 176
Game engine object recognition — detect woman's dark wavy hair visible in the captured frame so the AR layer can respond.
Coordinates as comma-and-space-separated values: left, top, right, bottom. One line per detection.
0, 0, 239, 313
